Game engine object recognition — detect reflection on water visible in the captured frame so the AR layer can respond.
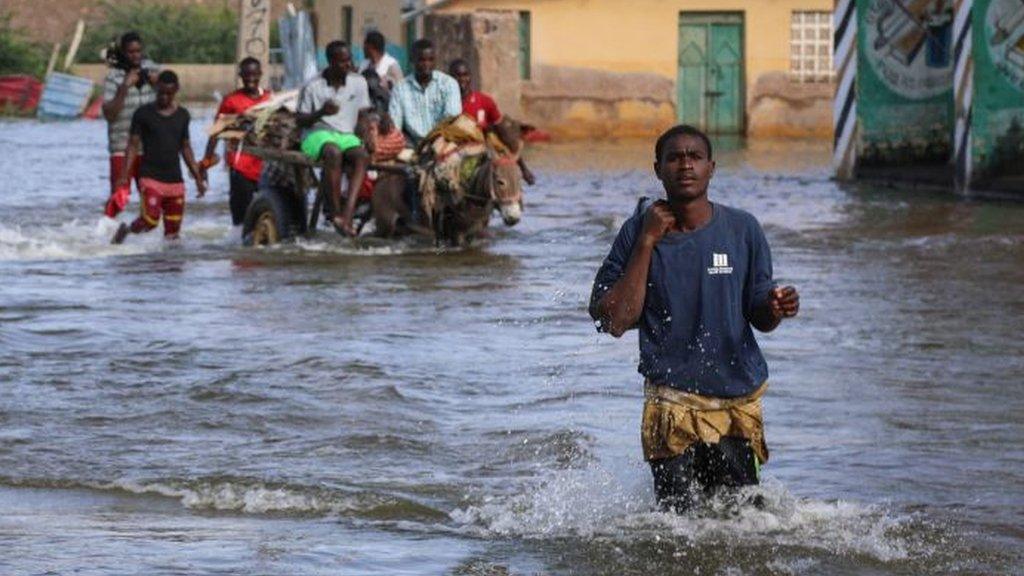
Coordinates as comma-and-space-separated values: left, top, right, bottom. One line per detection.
1, 118, 1022, 575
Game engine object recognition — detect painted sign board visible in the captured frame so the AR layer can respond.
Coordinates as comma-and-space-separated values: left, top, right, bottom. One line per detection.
970, 0, 1024, 189
238, 0, 272, 70
856, 0, 955, 168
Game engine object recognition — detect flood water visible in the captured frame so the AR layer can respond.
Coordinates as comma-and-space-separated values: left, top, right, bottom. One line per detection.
1, 115, 1022, 575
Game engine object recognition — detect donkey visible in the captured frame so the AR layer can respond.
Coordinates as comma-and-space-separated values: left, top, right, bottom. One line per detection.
371, 117, 527, 246
370, 144, 522, 245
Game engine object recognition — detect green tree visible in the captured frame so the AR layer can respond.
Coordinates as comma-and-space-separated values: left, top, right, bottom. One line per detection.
79, 1, 240, 64
0, 11, 47, 77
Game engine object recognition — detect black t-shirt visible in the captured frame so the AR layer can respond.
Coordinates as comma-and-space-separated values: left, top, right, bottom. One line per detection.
130, 104, 191, 183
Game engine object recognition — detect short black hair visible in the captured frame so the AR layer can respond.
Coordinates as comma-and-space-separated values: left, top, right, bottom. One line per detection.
448, 58, 468, 75
411, 39, 434, 59
325, 40, 349, 60
238, 57, 261, 71
119, 31, 142, 50
157, 70, 179, 86
655, 124, 713, 163
364, 30, 385, 53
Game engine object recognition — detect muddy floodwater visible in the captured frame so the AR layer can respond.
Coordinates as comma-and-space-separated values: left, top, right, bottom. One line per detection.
1, 116, 1022, 576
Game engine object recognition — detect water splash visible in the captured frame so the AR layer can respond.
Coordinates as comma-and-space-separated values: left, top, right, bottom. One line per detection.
451, 462, 917, 563
0, 217, 235, 262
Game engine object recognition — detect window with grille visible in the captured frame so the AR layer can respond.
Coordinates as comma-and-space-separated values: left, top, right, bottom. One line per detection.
790, 11, 834, 82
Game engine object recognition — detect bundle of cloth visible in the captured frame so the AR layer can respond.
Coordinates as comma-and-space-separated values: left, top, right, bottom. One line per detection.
206, 90, 302, 152
206, 90, 308, 190
416, 114, 513, 218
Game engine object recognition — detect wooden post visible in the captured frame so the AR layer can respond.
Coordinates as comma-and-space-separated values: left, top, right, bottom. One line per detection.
45, 43, 62, 78
63, 20, 85, 72
832, 0, 858, 181
238, 0, 272, 69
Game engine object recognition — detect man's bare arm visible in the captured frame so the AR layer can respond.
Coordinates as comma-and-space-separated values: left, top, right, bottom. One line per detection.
595, 201, 676, 337
115, 134, 142, 188
296, 101, 339, 128
180, 140, 207, 197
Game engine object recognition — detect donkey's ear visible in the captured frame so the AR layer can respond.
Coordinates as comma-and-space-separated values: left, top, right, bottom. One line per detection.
500, 116, 523, 129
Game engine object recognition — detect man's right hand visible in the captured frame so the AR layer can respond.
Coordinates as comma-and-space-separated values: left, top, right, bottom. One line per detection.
641, 200, 677, 246
198, 154, 218, 181
122, 68, 141, 89
319, 100, 340, 117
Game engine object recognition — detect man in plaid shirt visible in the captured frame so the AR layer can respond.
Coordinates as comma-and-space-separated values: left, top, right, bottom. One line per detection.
388, 39, 462, 145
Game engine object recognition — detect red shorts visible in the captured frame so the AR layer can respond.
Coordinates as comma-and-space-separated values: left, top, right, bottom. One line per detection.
130, 178, 186, 237
358, 175, 374, 201
105, 153, 143, 218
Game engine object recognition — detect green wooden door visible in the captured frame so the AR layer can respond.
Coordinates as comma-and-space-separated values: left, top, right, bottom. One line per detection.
677, 14, 744, 134
677, 23, 707, 128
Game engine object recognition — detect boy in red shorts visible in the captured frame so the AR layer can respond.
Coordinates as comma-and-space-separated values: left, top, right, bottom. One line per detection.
112, 70, 207, 244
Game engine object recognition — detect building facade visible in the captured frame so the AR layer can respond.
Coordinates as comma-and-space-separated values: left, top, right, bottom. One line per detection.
423, 0, 836, 139
314, 0, 406, 51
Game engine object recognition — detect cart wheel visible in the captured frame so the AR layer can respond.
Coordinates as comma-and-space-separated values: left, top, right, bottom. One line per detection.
242, 190, 295, 246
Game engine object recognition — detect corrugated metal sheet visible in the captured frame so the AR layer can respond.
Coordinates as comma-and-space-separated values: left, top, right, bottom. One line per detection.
0, 75, 43, 113
37, 73, 94, 119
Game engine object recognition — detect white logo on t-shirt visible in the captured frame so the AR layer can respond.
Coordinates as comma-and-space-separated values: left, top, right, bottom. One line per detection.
708, 252, 733, 275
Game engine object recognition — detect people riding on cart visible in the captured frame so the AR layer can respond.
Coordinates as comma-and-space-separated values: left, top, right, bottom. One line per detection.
294, 40, 371, 237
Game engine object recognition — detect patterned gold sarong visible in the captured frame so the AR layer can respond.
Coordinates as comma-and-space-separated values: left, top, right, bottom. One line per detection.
641, 381, 769, 464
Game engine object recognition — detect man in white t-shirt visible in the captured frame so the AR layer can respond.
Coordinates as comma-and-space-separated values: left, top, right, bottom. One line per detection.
359, 31, 403, 89
296, 40, 371, 236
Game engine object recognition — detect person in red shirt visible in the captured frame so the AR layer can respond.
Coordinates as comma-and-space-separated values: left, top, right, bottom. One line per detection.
449, 59, 536, 186
200, 57, 272, 225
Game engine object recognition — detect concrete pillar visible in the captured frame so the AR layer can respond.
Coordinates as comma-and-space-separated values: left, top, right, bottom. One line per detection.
848, 0, 957, 184
425, 11, 522, 118
238, 0, 272, 70
953, 0, 974, 193
833, 0, 859, 180
957, 0, 1024, 196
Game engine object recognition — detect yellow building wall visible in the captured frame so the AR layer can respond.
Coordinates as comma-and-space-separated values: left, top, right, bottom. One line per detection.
433, 0, 833, 87
430, 0, 835, 138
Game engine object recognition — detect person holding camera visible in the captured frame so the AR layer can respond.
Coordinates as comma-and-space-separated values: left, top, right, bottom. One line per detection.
101, 32, 159, 218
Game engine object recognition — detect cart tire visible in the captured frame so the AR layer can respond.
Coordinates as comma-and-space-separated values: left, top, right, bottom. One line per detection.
242, 190, 295, 246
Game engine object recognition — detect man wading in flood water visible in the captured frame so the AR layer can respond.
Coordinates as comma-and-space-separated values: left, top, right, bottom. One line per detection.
589, 125, 800, 512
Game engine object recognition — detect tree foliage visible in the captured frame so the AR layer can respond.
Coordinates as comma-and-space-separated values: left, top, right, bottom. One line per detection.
0, 11, 47, 77
79, 1, 239, 64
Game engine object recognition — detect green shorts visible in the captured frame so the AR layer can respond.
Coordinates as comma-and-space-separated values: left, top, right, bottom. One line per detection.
300, 130, 362, 160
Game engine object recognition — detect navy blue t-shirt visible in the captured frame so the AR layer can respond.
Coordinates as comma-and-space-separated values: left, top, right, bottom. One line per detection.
589, 199, 774, 398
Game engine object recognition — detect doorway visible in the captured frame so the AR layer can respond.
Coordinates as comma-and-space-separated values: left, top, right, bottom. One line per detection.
677, 13, 745, 134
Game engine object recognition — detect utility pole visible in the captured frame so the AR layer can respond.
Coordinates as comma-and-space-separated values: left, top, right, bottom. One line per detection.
238, 0, 272, 68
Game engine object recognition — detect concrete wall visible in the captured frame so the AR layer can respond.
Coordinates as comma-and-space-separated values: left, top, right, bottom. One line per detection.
315, 0, 404, 48
425, 10, 522, 118
72, 63, 283, 101
430, 0, 835, 139
521, 65, 675, 140
749, 72, 833, 138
